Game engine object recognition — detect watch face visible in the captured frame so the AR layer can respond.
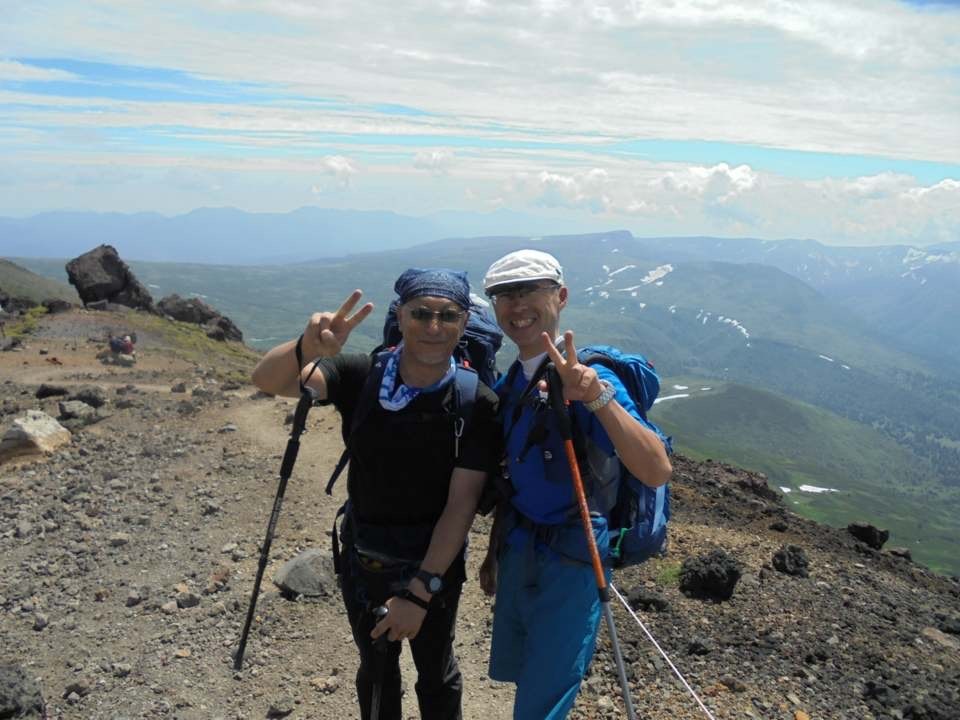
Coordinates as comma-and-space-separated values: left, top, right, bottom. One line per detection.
418, 570, 443, 593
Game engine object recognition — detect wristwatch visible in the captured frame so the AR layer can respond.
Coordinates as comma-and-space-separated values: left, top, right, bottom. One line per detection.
584, 380, 615, 413
415, 568, 444, 595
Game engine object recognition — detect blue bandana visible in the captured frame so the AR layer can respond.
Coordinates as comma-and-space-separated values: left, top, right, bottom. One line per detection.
394, 268, 471, 310
377, 343, 456, 411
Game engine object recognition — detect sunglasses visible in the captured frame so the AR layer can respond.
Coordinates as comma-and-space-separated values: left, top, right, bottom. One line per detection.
408, 307, 466, 324
489, 283, 560, 305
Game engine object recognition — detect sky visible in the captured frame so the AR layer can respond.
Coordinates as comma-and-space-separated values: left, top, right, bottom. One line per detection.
2, 0, 959, 246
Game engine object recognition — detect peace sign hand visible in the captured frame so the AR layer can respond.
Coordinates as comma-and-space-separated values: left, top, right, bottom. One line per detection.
540, 331, 604, 405
301, 290, 374, 360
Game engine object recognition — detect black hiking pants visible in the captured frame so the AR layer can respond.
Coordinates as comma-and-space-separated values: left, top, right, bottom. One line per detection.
340, 556, 464, 720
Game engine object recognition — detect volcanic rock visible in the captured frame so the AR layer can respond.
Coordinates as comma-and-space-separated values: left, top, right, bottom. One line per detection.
65, 245, 156, 312
157, 294, 243, 342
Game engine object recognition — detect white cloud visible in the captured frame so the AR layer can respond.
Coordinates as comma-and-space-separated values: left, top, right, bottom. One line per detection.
311, 155, 357, 193
414, 149, 455, 175
0, 60, 78, 82
499, 161, 959, 246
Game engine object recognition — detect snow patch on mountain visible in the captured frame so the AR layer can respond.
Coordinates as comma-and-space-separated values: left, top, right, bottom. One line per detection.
641, 264, 674, 285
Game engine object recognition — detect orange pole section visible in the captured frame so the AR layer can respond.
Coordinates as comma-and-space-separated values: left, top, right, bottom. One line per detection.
562, 438, 608, 591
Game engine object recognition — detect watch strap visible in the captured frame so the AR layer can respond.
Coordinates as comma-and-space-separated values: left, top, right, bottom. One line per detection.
415, 568, 444, 594
398, 588, 431, 611
584, 380, 616, 413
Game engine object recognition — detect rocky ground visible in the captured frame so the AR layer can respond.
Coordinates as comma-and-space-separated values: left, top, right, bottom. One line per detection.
1, 308, 958, 720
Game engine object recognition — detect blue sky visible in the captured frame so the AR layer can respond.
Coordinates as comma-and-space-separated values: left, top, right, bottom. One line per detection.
1, 1, 959, 246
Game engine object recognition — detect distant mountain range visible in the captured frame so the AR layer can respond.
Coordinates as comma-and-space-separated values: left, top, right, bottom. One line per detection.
0, 207, 601, 265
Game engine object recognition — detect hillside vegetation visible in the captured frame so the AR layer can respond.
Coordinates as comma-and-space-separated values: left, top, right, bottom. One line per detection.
0, 258, 79, 304
653, 383, 960, 574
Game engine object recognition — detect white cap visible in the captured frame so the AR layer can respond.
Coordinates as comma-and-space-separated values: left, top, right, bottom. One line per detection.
483, 249, 564, 293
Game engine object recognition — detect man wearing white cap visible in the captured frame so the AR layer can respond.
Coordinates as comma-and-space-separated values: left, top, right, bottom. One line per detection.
479, 249, 672, 719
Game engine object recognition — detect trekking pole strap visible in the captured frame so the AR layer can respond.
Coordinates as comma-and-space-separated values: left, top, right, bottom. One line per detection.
280, 389, 314, 479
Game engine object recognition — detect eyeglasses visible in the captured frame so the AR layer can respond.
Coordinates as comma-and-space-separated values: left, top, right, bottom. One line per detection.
488, 283, 560, 306
408, 307, 466, 324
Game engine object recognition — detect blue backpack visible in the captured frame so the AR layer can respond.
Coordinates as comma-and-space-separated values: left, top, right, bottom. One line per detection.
575, 345, 671, 567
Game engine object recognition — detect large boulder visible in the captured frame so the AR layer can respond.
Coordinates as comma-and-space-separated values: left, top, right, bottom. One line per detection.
0, 410, 72, 461
158, 294, 243, 342
65, 245, 156, 312
272, 548, 336, 599
847, 522, 889, 550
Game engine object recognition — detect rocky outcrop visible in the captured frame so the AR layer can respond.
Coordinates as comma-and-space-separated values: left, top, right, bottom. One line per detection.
158, 294, 243, 342
65, 245, 156, 312
0, 293, 38, 314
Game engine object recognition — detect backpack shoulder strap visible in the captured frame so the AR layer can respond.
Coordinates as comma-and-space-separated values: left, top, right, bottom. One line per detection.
452, 364, 479, 460
325, 351, 390, 496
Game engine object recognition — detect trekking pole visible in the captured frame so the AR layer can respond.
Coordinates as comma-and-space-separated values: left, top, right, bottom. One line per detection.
233, 388, 316, 671
369, 605, 390, 720
545, 365, 638, 720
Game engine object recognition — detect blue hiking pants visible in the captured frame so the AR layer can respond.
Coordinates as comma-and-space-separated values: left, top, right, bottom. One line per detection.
488, 541, 606, 720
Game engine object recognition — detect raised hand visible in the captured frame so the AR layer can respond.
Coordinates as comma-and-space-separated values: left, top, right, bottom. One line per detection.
541, 331, 603, 404
301, 290, 374, 360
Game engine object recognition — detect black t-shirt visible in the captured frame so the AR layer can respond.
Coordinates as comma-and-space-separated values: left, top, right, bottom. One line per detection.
316, 353, 501, 532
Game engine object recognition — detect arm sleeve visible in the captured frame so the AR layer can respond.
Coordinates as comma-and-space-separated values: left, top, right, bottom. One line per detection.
312, 353, 371, 408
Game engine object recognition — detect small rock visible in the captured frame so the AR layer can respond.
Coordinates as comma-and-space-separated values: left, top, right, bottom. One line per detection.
176, 591, 201, 609
32, 613, 49, 631
173, 648, 191, 659
109, 533, 131, 547
266, 696, 295, 718
126, 590, 142, 607
772, 545, 809, 577
62, 678, 92, 698
311, 675, 340, 693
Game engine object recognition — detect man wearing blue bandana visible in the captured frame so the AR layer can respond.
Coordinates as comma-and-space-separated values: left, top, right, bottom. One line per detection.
478, 250, 672, 720
252, 269, 500, 720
